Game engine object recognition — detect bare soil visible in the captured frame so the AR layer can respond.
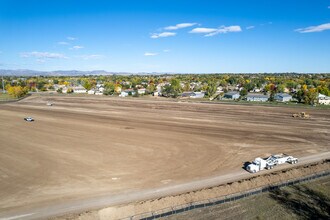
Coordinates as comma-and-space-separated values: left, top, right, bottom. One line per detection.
0, 95, 329, 217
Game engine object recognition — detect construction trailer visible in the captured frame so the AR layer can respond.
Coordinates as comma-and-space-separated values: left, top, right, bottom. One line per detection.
246, 154, 298, 173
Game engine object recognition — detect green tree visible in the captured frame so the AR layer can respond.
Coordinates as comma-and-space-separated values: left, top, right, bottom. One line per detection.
294, 90, 305, 103
239, 88, 248, 97
206, 81, 217, 97
304, 88, 317, 105
103, 82, 115, 95
276, 84, 285, 93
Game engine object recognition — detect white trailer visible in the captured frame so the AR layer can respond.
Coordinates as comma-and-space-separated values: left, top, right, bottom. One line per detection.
246, 154, 298, 173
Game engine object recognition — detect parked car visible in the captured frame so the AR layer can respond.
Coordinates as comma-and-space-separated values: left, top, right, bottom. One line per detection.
24, 117, 34, 122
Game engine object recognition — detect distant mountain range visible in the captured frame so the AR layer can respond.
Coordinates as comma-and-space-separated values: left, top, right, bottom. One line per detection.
0, 69, 136, 76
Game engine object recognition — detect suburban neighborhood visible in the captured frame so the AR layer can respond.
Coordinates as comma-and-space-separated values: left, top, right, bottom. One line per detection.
1, 73, 329, 105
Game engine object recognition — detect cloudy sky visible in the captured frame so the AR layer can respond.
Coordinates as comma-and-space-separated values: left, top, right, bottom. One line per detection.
0, 0, 329, 73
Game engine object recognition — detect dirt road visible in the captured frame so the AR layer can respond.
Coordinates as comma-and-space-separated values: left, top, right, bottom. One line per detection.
0, 95, 329, 219
1, 152, 329, 220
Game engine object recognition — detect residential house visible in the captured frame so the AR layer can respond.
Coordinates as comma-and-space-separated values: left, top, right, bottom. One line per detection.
246, 93, 269, 102
120, 91, 129, 97
216, 86, 224, 93
181, 92, 205, 98
223, 91, 240, 100
88, 89, 95, 95
181, 92, 193, 97
98, 87, 105, 92
73, 86, 87, 94
62, 87, 68, 93
190, 92, 205, 98
274, 93, 292, 102
138, 88, 146, 95
317, 93, 330, 105
119, 89, 135, 97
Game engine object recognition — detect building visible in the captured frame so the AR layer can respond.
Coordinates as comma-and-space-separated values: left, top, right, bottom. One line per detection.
274, 93, 292, 102
62, 87, 68, 93
246, 93, 269, 102
317, 93, 330, 105
181, 92, 194, 97
88, 89, 95, 95
138, 88, 146, 95
73, 86, 87, 94
119, 89, 136, 97
181, 92, 205, 98
223, 91, 240, 100
98, 87, 104, 92
190, 92, 205, 98
120, 91, 129, 97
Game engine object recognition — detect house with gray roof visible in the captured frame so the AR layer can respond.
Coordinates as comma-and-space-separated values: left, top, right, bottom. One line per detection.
190, 92, 205, 98
318, 93, 330, 105
223, 91, 240, 100
246, 93, 269, 102
274, 93, 292, 102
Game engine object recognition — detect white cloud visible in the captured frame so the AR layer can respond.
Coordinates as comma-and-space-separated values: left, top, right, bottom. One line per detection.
20, 51, 68, 59
58, 41, 69, 45
246, 26, 255, 30
70, 45, 84, 50
36, 59, 46, 63
67, 36, 77, 40
189, 27, 218, 33
164, 23, 197, 30
77, 54, 104, 60
144, 52, 158, 56
190, 26, 242, 37
151, 32, 176, 39
163, 49, 171, 52
295, 23, 330, 33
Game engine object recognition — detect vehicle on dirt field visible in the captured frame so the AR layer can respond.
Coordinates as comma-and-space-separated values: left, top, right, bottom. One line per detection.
47, 102, 53, 106
246, 154, 298, 173
292, 112, 310, 119
24, 117, 34, 122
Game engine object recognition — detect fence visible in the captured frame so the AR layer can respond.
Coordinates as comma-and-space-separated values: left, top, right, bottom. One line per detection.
120, 170, 330, 220
0, 94, 31, 103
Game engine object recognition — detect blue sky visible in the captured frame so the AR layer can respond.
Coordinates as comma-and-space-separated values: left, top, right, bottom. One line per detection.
0, 0, 329, 73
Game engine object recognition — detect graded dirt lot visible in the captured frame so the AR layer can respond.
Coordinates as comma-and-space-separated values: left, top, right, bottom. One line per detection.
0, 95, 329, 218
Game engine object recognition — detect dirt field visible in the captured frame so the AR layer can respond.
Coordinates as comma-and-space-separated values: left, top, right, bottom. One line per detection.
0, 95, 329, 218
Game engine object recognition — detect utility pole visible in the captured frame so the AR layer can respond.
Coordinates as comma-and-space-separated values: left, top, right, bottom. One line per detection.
1, 75, 5, 93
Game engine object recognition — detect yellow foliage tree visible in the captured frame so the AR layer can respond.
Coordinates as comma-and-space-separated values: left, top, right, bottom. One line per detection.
7, 85, 28, 98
